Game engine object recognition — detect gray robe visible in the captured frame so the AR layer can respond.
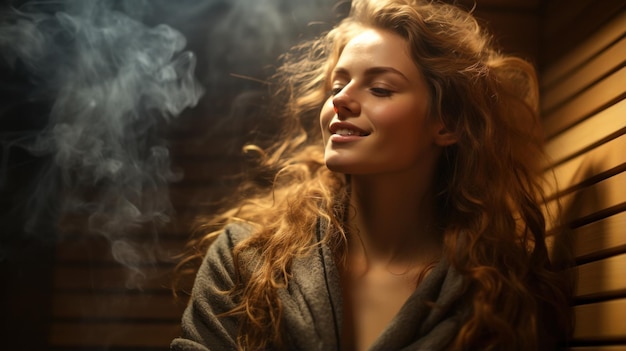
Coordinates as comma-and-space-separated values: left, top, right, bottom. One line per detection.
170, 223, 470, 351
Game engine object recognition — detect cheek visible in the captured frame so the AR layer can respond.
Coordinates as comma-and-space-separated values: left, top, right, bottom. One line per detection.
372, 106, 416, 133
370, 104, 419, 132
319, 98, 334, 137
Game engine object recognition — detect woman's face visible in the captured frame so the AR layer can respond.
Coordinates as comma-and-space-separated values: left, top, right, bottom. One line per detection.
320, 27, 446, 176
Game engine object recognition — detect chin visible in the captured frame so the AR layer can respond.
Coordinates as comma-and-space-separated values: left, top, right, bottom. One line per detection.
324, 158, 350, 173
324, 159, 364, 175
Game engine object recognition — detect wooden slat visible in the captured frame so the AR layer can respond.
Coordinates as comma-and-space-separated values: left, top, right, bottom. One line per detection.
543, 68, 626, 138
170, 136, 250, 158
170, 182, 242, 208
53, 265, 179, 291
546, 172, 626, 231
541, 9, 626, 86
49, 322, 179, 348
562, 172, 626, 220
56, 183, 243, 211
568, 346, 626, 351
544, 133, 626, 198
576, 254, 626, 298
51, 293, 185, 320
542, 37, 626, 112
58, 208, 200, 238
178, 158, 246, 183
545, 99, 626, 166
573, 211, 626, 260
473, 10, 538, 59
573, 298, 626, 340
540, 3, 625, 350
541, 0, 597, 37
55, 234, 185, 265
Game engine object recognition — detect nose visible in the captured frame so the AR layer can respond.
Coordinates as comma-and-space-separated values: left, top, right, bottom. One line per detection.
332, 86, 360, 118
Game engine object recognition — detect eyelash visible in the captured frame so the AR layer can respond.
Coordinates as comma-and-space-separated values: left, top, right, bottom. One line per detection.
330, 87, 343, 96
370, 87, 393, 97
329, 86, 394, 97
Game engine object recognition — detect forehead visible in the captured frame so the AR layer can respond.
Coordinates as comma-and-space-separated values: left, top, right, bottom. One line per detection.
335, 28, 420, 77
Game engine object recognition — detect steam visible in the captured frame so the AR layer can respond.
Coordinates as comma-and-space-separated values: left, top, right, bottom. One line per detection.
0, 0, 341, 286
0, 0, 203, 280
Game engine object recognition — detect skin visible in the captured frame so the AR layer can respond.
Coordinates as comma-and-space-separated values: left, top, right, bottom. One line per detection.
319, 27, 457, 350
320, 28, 440, 176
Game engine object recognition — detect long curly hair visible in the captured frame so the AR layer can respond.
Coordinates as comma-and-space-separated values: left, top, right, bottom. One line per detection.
177, 0, 572, 349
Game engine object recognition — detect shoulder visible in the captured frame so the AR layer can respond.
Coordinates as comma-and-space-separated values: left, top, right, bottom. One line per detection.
193, 222, 257, 290
208, 221, 255, 256
196, 222, 255, 269
224, 221, 255, 244
200, 221, 260, 274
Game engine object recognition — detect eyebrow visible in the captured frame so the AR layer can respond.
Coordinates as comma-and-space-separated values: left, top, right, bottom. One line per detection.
332, 66, 410, 82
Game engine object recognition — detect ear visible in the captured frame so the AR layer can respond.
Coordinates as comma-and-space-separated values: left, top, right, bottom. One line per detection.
433, 122, 458, 147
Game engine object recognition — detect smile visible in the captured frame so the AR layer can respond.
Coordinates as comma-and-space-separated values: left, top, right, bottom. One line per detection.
334, 128, 368, 136
328, 122, 371, 139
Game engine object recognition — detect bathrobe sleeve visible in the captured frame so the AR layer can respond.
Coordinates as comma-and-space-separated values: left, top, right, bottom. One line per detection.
170, 224, 250, 351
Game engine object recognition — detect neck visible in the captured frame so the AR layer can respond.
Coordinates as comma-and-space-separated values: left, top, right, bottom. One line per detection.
346, 172, 442, 266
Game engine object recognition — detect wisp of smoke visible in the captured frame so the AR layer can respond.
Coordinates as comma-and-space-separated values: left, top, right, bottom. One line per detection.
0, 0, 343, 288
0, 0, 203, 284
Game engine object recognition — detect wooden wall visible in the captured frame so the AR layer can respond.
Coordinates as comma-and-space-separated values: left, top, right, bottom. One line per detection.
539, 0, 626, 349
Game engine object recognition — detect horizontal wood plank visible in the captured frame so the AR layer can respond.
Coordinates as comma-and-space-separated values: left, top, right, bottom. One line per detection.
544, 133, 626, 198
48, 322, 180, 348
573, 298, 626, 340
546, 172, 626, 231
561, 171, 626, 221
576, 254, 626, 298
58, 208, 202, 239
53, 265, 181, 291
55, 234, 186, 265
472, 10, 538, 59
542, 37, 626, 111
541, 9, 626, 86
568, 346, 626, 351
177, 158, 246, 183
51, 293, 185, 320
170, 135, 253, 158
541, 0, 596, 37
573, 211, 626, 260
543, 68, 626, 138
170, 182, 242, 208
545, 99, 626, 166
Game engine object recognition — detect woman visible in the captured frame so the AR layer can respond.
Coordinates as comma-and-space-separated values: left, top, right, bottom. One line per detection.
171, 0, 572, 350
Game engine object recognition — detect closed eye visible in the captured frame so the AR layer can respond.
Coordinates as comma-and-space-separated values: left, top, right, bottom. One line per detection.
371, 87, 393, 97
330, 86, 344, 96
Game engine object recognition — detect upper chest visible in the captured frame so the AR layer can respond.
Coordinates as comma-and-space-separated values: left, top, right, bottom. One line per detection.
340, 264, 421, 351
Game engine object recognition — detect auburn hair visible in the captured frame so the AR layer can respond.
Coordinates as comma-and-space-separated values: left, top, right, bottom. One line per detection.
177, 0, 572, 350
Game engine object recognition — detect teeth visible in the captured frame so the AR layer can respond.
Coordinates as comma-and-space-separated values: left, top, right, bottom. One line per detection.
335, 128, 363, 136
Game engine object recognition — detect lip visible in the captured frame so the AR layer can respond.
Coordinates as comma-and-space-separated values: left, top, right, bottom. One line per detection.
328, 121, 370, 143
329, 121, 370, 136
